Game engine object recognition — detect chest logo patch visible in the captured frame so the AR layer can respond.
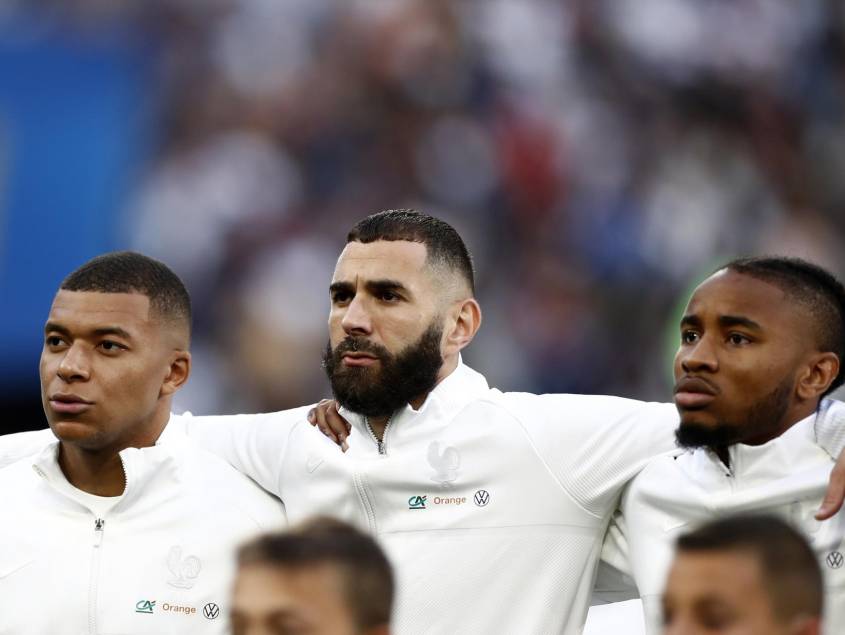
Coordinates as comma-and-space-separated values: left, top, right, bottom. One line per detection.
167, 546, 202, 589
827, 551, 844, 569
427, 441, 460, 488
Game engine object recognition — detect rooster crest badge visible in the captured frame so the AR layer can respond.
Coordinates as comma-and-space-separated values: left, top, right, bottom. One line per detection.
427, 441, 460, 488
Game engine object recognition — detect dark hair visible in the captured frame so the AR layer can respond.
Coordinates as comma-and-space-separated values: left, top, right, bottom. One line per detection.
676, 514, 823, 622
238, 517, 394, 629
61, 251, 191, 334
348, 209, 475, 294
722, 256, 845, 395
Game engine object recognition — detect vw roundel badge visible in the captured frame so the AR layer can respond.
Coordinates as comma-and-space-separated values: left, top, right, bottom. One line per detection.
474, 489, 490, 507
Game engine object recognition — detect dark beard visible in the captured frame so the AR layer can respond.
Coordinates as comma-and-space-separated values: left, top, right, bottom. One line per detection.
675, 377, 793, 453
321, 323, 444, 418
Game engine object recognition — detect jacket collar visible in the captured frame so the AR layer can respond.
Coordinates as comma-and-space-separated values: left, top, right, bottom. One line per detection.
339, 357, 490, 431
30, 416, 184, 512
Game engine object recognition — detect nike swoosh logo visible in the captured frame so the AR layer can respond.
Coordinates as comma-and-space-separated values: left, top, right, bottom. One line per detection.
306, 456, 324, 473
0, 559, 35, 579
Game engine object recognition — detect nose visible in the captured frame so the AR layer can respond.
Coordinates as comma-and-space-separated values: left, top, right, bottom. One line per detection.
56, 343, 91, 383
340, 295, 372, 336
679, 334, 718, 374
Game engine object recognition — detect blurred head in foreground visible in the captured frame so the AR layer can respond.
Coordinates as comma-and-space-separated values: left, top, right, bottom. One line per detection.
231, 517, 394, 635
662, 515, 822, 635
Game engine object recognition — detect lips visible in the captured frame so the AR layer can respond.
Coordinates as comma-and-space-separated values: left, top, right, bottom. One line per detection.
674, 376, 718, 409
49, 393, 93, 415
341, 353, 379, 367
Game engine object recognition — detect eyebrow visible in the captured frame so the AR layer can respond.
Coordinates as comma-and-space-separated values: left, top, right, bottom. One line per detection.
45, 322, 134, 340
329, 279, 411, 296
679, 314, 762, 331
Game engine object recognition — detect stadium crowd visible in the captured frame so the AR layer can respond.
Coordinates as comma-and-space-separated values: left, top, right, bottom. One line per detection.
16, 0, 844, 414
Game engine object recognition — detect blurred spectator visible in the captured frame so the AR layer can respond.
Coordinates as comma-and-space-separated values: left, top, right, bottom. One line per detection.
662, 515, 823, 635
4, 0, 845, 421
232, 516, 393, 635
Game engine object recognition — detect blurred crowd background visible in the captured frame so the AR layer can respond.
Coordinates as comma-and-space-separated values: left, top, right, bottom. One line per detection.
2, 0, 845, 432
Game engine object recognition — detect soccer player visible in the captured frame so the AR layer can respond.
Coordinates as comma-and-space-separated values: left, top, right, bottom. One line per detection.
4, 215, 845, 633
601, 257, 845, 633
662, 515, 823, 635
231, 517, 393, 635
0, 253, 285, 634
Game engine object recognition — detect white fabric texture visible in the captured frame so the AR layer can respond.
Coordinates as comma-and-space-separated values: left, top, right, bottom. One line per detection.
0, 421, 285, 635
601, 399, 845, 634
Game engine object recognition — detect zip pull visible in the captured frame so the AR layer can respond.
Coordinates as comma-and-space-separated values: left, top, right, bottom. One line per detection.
94, 518, 105, 547
376, 440, 386, 455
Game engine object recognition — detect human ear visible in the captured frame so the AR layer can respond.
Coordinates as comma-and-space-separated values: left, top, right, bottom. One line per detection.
160, 350, 191, 397
442, 298, 481, 356
796, 352, 839, 401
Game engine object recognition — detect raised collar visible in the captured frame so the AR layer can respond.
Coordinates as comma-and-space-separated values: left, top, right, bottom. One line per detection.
339, 358, 490, 431
30, 416, 184, 512
691, 409, 827, 484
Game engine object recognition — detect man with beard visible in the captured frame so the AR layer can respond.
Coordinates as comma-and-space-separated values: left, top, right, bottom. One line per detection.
599, 257, 845, 634
5, 215, 845, 634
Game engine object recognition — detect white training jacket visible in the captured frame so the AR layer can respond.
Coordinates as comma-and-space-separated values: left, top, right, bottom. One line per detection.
600, 399, 845, 634
5, 366, 845, 634
0, 420, 285, 635
170, 362, 682, 634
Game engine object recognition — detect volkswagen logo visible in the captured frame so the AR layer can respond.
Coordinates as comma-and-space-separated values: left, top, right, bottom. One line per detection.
474, 490, 490, 507
827, 551, 844, 569
203, 603, 221, 620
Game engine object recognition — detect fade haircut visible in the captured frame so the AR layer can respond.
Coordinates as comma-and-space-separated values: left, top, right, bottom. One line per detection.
348, 209, 475, 294
238, 517, 394, 630
722, 256, 845, 395
61, 252, 192, 335
676, 515, 823, 623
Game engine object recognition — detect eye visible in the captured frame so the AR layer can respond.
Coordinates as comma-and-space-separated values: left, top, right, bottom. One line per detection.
727, 333, 751, 346
379, 290, 400, 302
331, 290, 352, 304
45, 335, 65, 348
681, 330, 699, 345
98, 340, 126, 353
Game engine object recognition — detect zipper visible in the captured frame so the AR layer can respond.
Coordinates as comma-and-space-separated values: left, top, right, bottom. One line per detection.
353, 473, 378, 532
89, 518, 105, 635
364, 414, 394, 455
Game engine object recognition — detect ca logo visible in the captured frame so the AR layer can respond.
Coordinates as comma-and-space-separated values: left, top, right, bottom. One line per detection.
408, 495, 427, 510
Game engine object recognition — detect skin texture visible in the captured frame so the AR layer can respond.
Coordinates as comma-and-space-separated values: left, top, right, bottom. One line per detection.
674, 270, 839, 463
662, 551, 819, 635
231, 563, 387, 635
327, 240, 480, 439
40, 290, 190, 495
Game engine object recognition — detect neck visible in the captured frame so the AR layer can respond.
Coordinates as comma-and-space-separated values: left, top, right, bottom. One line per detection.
58, 444, 127, 496
56, 406, 171, 496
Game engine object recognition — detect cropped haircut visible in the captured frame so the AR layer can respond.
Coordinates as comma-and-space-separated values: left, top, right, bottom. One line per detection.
61, 251, 191, 336
238, 517, 394, 630
348, 209, 476, 294
676, 514, 823, 622
722, 256, 845, 395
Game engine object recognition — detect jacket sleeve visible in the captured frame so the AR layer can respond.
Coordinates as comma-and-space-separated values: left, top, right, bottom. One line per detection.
176, 405, 314, 497
0, 429, 55, 468
505, 393, 680, 517
813, 398, 845, 459
592, 509, 639, 604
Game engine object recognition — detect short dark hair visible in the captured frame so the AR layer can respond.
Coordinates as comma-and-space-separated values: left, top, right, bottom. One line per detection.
237, 517, 394, 630
348, 209, 475, 294
61, 251, 191, 334
722, 256, 845, 395
676, 514, 823, 622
